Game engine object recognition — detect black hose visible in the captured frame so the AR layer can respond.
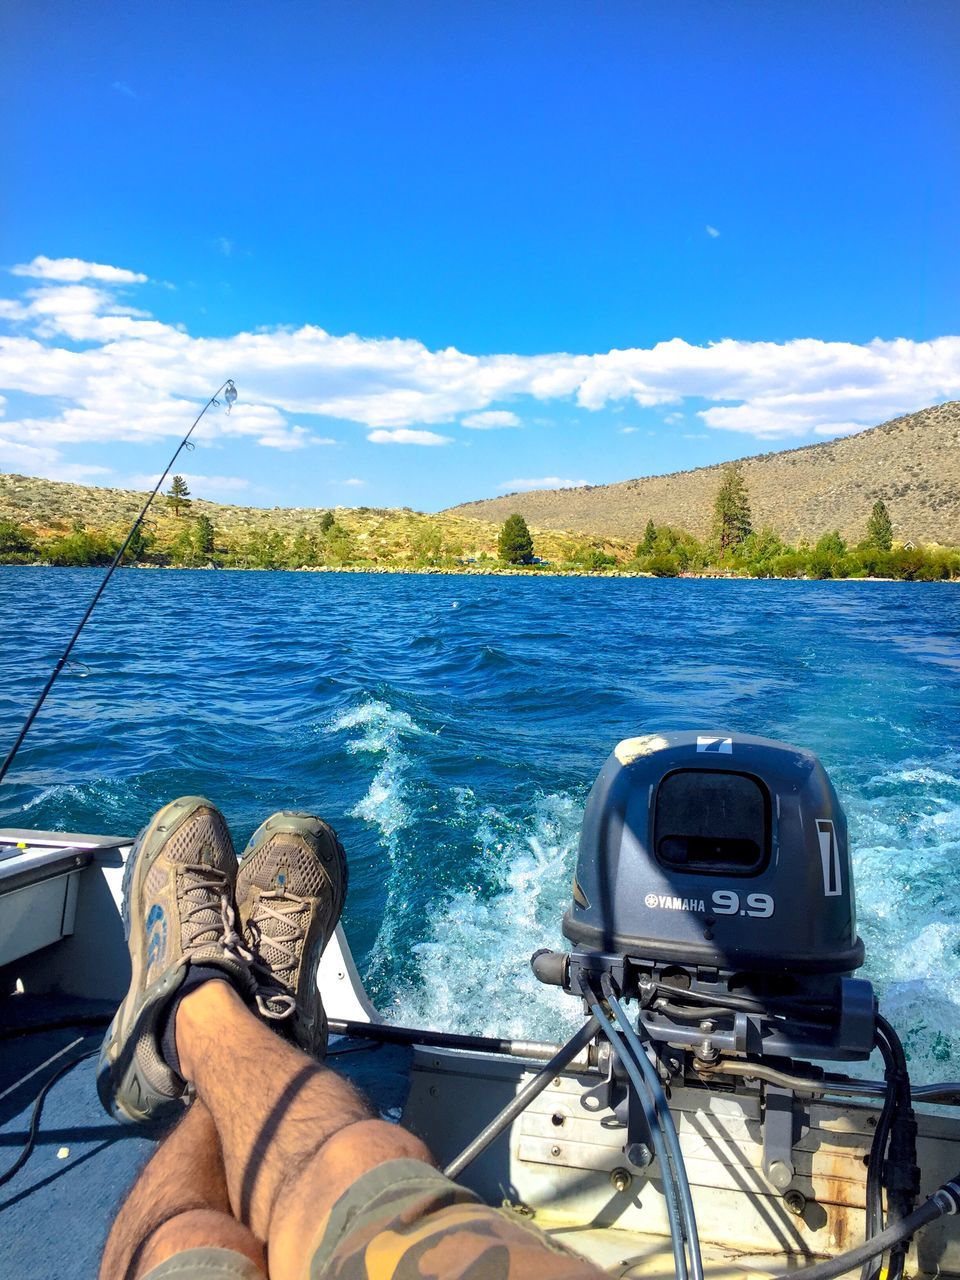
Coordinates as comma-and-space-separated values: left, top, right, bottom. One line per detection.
769, 1180, 960, 1280
874, 1016, 916, 1280
0, 1049, 97, 1187
859, 1031, 898, 1280
605, 982, 704, 1280
585, 994, 689, 1280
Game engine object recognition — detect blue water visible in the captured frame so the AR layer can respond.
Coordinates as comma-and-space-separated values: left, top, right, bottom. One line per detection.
1, 568, 958, 1078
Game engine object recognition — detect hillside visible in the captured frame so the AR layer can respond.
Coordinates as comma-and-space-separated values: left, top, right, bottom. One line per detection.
446, 402, 960, 546
0, 475, 631, 567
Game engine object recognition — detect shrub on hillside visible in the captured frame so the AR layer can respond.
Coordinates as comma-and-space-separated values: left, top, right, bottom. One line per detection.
42, 529, 118, 566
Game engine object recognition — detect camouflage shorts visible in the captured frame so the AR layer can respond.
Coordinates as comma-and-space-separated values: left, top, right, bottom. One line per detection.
143, 1158, 604, 1280
308, 1159, 604, 1280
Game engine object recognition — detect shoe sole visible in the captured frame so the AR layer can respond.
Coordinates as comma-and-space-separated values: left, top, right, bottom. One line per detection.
97, 796, 216, 1124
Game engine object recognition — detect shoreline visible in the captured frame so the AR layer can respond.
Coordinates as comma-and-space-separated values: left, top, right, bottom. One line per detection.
7, 562, 955, 583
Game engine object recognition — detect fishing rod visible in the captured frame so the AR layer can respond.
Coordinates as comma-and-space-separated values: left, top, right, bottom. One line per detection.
0, 379, 237, 787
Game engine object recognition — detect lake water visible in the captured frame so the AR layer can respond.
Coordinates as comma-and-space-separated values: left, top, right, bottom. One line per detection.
1, 567, 958, 1079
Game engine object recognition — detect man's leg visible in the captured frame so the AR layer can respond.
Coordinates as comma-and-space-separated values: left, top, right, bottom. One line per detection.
174, 979, 431, 1280
100, 1100, 266, 1280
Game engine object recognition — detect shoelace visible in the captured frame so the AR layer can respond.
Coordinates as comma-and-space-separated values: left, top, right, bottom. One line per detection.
248, 892, 308, 1021
180, 864, 254, 968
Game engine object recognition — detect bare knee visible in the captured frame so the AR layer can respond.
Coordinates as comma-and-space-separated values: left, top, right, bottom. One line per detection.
133, 1208, 266, 1280
319, 1118, 433, 1183
267, 1120, 434, 1280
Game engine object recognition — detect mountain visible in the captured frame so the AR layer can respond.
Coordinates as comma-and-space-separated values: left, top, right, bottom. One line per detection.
445, 402, 960, 546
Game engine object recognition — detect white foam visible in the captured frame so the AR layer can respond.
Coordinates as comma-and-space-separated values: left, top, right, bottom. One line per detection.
385, 791, 584, 1041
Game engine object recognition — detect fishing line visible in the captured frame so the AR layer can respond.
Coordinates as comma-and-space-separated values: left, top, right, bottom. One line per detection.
0, 379, 237, 787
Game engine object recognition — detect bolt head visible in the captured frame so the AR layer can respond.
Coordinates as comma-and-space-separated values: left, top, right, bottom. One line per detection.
626, 1142, 654, 1168
784, 1190, 806, 1216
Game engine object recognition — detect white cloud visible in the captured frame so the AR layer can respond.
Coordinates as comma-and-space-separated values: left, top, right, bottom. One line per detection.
127, 472, 250, 496
367, 428, 452, 445
619, 426, 639, 434
461, 409, 520, 429
213, 237, 234, 258
341, 477, 366, 486
0, 257, 958, 478
11, 256, 148, 285
498, 476, 587, 492
706, 225, 720, 238
112, 81, 136, 98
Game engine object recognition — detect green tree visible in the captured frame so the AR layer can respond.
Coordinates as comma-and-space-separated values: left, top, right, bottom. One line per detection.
498, 513, 534, 565
807, 530, 848, 579
123, 522, 153, 564
288, 527, 319, 567
639, 519, 657, 554
193, 514, 215, 557
865, 499, 893, 552
319, 510, 335, 533
167, 474, 191, 517
0, 518, 36, 557
713, 464, 752, 552
411, 525, 444, 566
324, 522, 355, 565
242, 529, 287, 569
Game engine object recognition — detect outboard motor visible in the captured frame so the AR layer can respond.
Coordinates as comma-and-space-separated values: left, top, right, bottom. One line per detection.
557, 730, 875, 1063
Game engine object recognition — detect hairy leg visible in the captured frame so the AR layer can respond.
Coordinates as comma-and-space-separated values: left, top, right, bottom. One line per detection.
176, 980, 433, 1280
101, 1099, 266, 1280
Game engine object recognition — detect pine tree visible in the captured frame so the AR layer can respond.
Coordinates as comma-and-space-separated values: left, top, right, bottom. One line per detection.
498, 513, 534, 564
167, 475, 192, 517
866, 499, 893, 551
193, 514, 215, 556
713, 465, 752, 552
640, 518, 657, 554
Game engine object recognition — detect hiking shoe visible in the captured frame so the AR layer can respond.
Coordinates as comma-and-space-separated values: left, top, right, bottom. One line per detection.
236, 812, 348, 1058
97, 797, 256, 1125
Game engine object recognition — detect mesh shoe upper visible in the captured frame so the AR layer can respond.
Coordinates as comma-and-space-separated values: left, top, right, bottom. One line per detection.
98, 797, 255, 1125
236, 814, 347, 1057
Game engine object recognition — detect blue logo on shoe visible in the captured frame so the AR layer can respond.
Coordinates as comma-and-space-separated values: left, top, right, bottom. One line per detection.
146, 904, 167, 973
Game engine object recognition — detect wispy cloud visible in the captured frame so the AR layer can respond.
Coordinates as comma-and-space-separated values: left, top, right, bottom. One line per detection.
213, 237, 234, 257
10, 255, 147, 284
706, 225, 720, 238
619, 426, 639, 434
498, 476, 586, 492
367, 428, 452, 446
461, 409, 520, 429
111, 80, 137, 98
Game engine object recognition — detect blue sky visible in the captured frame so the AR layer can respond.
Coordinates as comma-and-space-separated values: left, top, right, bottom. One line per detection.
1, 1, 958, 512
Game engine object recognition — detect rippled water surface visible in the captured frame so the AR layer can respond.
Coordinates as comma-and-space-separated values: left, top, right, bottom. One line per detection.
1, 568, 958, 1077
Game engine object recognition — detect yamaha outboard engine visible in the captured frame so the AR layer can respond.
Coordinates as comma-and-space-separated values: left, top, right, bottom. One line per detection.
557, 731, 875, 1063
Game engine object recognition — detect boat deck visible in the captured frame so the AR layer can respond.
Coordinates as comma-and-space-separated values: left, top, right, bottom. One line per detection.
0, 993, 413, 1278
